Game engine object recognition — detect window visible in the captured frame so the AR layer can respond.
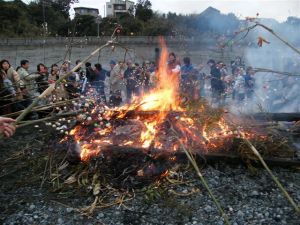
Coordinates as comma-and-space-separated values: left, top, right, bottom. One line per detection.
107, 5, 112, 8
114, 4, 126, 10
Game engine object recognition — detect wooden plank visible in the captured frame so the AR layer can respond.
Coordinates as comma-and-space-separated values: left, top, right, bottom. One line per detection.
251, 113, 300, 122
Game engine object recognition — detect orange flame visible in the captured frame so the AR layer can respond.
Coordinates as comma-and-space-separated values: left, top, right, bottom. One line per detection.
64, 37, 261, 162
132, 37, 181, 112
136, 37, 181, 148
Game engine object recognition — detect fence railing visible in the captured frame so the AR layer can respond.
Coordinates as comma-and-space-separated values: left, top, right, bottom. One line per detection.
0, 36, 217, 46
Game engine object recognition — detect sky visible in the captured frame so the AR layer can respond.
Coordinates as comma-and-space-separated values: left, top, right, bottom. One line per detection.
19, 0, 300, 22
69, 0, 300, 22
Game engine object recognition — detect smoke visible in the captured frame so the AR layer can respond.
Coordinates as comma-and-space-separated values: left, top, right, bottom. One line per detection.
230, 18, 300, 114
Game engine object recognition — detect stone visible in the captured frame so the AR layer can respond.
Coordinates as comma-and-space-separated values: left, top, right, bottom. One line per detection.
237, 210, 244, 218
57, 218, 64, 224
250, 190, 259, 196
204, 205, 212, 213
274, 215, 281, 222
66, 208, 73, 213
216, 220, 224, 225
182, 189, 188, 194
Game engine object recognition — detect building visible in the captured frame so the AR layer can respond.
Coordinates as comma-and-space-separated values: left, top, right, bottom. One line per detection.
74, 7, 100, 17
106, 0, 134, 17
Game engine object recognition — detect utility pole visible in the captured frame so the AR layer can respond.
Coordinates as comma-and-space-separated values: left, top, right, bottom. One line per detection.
96, 16, 101, 38
42, 0, 47, 64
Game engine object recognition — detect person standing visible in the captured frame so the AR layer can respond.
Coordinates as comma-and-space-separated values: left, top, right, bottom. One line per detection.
233, 67, 246, 104
124, 60, 139, 102
48, 64, 59, 83
49, 64, 68, 100
60, 61, 79, 99
104, 60, 116, 103
35, 63, 49, 94
244, 66, 255, 100
109, 61, 127, 106
0, 69, 15, 114
85, 62, 95, 83
167, 52, 181, 74
0, 59, 23, 102
94, 63, 107, 102
207, 59, 223, 105
180, 57, 199, 100
17, 60, 40, 99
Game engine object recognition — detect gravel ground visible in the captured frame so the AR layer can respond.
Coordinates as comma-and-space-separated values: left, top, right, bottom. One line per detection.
0, 125, 299, 225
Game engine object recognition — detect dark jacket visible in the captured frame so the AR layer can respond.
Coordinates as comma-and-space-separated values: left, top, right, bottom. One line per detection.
210, 65, 223, 91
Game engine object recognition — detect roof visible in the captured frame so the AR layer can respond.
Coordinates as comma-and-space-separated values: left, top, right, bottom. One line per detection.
74, 7, 99, 12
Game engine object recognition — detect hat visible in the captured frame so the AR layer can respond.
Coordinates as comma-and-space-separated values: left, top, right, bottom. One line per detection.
109, 60, 116, 65
207, 59, 215, 64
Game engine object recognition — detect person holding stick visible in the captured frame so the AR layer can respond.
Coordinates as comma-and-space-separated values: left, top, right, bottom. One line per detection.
0, 117, 16, 138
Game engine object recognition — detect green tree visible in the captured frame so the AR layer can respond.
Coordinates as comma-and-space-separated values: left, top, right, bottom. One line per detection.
74, 15, 97, 36
98, 17, 119, 36
119, 13, 143, 35
0, 0, 40, 37
134, 0, 153, 22
143, 16, 173, 36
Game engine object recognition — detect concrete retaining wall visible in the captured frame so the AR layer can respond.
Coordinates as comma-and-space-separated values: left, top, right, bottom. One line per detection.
0, 36, 242, 72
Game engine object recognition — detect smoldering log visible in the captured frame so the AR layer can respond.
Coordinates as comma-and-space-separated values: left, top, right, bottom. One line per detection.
67, 144, 300, 170
112, 110, 300, 123
251, 113, 300, 122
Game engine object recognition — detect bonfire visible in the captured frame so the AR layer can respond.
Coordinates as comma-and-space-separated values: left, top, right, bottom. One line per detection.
48, 38, 299, 219
63, 39, 258, 164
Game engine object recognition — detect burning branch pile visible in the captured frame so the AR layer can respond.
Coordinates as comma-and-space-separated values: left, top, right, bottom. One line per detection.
62, 40, 259, 164
53, 39, 296, 188
24, 38, 298, 217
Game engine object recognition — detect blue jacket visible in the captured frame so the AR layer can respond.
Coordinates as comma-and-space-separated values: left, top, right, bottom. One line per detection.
181, 64, 194, 82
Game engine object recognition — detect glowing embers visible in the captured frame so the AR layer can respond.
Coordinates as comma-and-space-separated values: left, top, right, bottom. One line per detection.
63, 37, 259, 162
140, 121, 158, 148
80, 143, 101, 162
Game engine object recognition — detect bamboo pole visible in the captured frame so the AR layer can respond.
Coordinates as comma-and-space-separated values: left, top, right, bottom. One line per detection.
236, 128, 300, 214
177, 138, 231, 225
170, 124, 231, 224
1, 97, 80, 118
0, 41, 112, 139
17, 110, 82, 128
255, 22, 300, 56
253, 68, 300, 77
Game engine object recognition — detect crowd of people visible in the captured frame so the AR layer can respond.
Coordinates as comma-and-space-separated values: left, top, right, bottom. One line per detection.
206, 57, 256, 107
0, 54, 254, 138
0, 54, 257, 115
2, 52, 300, 138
